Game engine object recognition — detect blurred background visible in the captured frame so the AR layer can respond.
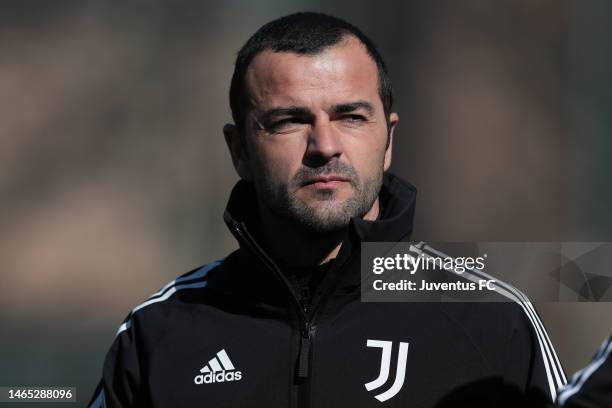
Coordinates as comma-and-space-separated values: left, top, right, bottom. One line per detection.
1, 0, 611, 405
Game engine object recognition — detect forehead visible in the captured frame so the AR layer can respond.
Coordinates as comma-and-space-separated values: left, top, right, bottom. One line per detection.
245, 36, 381, 110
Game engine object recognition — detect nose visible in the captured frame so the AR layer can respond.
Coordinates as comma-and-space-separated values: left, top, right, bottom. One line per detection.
304, 116, 342, 167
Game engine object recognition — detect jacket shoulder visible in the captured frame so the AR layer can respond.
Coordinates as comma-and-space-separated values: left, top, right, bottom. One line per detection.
421, 243, 566, 399
113, 256, 233, 338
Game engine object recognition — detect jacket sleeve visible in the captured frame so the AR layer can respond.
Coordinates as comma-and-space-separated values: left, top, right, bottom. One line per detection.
555, 336, 612, 408
502, 303, 567, 406
87, 314, 143, 408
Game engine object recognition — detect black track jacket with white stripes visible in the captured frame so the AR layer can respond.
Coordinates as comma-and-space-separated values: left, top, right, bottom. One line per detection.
88, 172, 566, 408
555, 335, 612, 408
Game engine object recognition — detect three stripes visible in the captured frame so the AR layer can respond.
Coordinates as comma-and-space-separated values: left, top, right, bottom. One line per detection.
201, 349, 236, 373
417, 243, 567, 400
115, 260, 223, 336
556, 335, 612, 406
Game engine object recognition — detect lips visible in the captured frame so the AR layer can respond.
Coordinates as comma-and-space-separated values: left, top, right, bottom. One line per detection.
303, 175, 350, 187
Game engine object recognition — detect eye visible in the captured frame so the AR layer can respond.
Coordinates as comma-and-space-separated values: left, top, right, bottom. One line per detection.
272, 118, 295, 127
267, 118, 305, 133
342, 114, 367, 123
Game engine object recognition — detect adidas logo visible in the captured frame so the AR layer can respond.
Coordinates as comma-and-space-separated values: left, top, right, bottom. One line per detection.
194, 349, 243, 385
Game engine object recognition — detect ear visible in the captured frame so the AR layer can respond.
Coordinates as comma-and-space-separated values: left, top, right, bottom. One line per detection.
223, 124, 252, 180
383, 112, 398, 171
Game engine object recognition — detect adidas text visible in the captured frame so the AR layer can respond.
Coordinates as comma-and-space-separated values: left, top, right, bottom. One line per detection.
194, 371, 242, 384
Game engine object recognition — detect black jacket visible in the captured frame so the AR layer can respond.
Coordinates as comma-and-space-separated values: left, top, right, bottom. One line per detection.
555, 335, 612, 408
88, 172, 566, 407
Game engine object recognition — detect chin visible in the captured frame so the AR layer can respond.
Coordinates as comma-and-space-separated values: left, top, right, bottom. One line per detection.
309, 207, 356, 229
300, 218, 351, 234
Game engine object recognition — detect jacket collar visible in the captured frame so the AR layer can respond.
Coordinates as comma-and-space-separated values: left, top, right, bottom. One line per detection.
218, 172, 416, 308
349, 172, 417, 243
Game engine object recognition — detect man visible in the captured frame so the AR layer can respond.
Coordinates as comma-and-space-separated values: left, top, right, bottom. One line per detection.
88, 12, 566, 407
555, 335, 612, 408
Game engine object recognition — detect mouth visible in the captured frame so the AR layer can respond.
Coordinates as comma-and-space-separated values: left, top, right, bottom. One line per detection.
302, 175, 351, 188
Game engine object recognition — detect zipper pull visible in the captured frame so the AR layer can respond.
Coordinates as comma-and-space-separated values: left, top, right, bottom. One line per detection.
297, 323, 316, 378
299, 285, 310, 314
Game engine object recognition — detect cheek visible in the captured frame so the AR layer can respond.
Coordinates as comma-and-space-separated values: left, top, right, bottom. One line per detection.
251, 139, 304, 180
345, 132, 388, 173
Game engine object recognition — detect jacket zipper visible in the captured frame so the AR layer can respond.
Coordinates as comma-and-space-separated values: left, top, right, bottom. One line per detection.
230, 221, 353, 406
230, 223, 312, 371
298, 323, 316, 378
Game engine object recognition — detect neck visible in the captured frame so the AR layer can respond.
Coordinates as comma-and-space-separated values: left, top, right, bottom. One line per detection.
256, 198, 380, 267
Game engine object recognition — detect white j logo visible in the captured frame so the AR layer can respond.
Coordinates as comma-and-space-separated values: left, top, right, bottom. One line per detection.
364, 340, 410, 402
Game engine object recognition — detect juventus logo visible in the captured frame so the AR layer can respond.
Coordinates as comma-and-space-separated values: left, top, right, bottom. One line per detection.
364, 340, 410, 402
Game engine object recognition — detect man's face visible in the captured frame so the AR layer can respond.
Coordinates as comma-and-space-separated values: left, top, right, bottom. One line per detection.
229, 36, 398, 233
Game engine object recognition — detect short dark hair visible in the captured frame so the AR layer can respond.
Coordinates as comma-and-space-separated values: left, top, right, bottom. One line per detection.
229, 12, 394, 135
